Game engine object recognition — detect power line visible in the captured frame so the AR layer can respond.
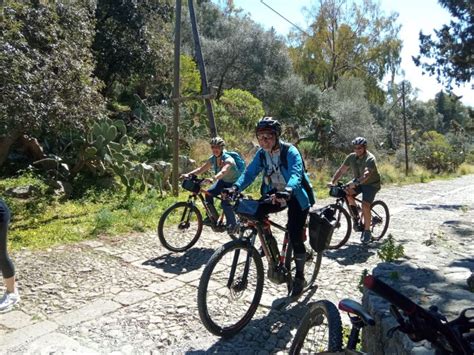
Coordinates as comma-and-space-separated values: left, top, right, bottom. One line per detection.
259, 0, 310, 36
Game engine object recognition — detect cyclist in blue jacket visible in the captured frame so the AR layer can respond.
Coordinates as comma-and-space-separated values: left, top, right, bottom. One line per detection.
229, 117, 315, 300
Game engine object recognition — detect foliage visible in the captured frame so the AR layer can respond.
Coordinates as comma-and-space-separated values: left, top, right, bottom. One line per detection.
412, 130, 462, 172
358, 269, 369, 293
319, 77, 384, 157
216, 89, 265, 133
183, 2, 293, 99
92, 0, 174, 99
377, 234, 405, 262
0, 1, 105, 165
413, 0, 473, 89
289, 0, 402, 104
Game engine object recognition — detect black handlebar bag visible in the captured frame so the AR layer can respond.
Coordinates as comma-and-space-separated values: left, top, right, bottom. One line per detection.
309, 207, 335, 252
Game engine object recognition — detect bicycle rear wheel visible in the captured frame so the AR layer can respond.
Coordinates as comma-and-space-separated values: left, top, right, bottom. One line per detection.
157, 201, 202, 252
289, 300, 343, 354
197, 239, 264, 337
327, 204, 351, 249
370, 200, 390, 241
288, 242, 323, 291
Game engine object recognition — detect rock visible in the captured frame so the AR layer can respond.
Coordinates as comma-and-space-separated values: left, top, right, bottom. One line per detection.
5, 185, 38, 199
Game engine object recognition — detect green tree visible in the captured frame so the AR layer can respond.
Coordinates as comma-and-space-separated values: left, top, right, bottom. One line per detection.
92, 0, 174, 100
413, 0, 473, 89
182, 2, 292, 99
0, 1, 104, 168
289, 0, 402, 104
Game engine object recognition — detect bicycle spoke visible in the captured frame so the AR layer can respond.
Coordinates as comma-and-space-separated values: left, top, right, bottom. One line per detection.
198, 242, 264, 336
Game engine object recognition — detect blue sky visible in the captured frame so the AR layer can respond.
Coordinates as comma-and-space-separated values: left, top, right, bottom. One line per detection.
212, 0, 473, 106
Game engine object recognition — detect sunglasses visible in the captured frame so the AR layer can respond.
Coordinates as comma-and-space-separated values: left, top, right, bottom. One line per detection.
257, 133, 274, 141
211, 145, 223, 149
353, 145, 364, 151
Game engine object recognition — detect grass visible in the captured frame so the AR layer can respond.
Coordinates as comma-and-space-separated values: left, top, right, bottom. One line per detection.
2, 161, 473, 251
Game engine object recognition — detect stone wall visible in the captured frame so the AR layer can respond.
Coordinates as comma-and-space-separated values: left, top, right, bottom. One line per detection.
361, 215, 474, 354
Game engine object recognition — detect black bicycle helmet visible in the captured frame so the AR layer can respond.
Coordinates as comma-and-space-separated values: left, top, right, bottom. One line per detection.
352, 137, 367, 146
209, 136, 225, 146
256, 117, 281, 137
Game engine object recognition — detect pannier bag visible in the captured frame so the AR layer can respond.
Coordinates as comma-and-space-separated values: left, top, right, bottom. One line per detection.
234, 199, 260, 220
309, 206, 335, 252
182, 179, 201, 193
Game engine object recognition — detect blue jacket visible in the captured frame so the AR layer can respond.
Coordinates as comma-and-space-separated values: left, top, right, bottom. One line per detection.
234, 142, 313, 210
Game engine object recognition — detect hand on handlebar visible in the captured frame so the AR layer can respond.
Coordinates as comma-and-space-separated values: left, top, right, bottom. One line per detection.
179, 173, 190, 180
201, 177, 214, 185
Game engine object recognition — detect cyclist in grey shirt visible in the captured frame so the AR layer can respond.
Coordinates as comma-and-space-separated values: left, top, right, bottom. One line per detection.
330, 137, 381, 244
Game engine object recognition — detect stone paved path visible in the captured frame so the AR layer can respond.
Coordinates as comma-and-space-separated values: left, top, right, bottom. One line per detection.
0, 175, 473, 354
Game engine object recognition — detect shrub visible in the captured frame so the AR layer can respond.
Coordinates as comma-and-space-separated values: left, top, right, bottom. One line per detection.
377, 234, 405, 262
412, 131, 461, 172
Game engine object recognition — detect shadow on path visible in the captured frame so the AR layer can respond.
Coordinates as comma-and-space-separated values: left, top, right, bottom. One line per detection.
187, 286, 319, 354
323, 242, 376, 266
143, 247, 215, 274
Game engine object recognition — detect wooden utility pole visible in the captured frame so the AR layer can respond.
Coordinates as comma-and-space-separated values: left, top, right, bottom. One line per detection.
171, 0, 218, 195
402, 81, 409, 176
188, 0, 217, 137
172, 0, 182, 196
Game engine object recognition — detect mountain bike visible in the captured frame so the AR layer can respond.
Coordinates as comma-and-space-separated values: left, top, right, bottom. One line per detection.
325, 182, 390, 249
197, 192, 323, 337
157, 175, 236, 252
289, 275, 474, 354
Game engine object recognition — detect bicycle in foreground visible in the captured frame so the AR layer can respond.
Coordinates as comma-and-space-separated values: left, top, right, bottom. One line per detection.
197, 192, 323, 337
325, 182, 390, 249
157, 175, 236, 252
290, 275, 474, 354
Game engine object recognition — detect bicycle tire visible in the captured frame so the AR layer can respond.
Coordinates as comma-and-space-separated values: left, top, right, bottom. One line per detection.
197, 239, 264, 337
286, 241, 322, 294
289, 300, 343, 354
327, 204, 351, 249
157, 201, 203, 252
370, 200, 390, 241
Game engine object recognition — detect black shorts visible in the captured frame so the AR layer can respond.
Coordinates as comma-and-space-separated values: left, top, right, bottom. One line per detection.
354, 185, 380, 203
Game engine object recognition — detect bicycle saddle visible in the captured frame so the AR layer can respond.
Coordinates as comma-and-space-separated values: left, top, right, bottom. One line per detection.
339, 299, 375, 326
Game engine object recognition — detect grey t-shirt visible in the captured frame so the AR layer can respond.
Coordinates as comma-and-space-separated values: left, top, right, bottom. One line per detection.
343, 151, 381, 189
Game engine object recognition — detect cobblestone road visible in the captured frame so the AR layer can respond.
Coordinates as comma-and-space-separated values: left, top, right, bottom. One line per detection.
0, 175, 473, 354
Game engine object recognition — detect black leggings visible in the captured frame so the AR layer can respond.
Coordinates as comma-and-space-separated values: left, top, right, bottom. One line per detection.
256, 197, 309, 255
0, 199, 15, 279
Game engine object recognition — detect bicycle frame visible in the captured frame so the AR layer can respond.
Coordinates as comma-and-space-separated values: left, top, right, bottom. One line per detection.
227, 216, 292, 290
186, 190, 226, 229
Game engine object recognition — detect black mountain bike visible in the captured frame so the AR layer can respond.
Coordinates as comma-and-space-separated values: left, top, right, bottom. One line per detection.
290, 275, 474, 354
326, 182, 390, 249
157, 175, 236, 252
197, 192, 323, 337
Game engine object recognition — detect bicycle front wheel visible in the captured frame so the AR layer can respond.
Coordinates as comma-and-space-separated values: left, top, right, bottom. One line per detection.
289, 300, 343, 355
197, 240, 264, 337
370, 200, 390, 241
327, 204, 351, 249
157, 202, 203, 252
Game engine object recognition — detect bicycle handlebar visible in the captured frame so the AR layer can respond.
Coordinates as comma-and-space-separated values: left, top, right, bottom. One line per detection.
364, 275, 418, 315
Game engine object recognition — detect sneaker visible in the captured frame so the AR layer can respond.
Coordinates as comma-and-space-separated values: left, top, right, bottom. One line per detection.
290, 276, 307, 300
0, 291, 20, 312
353, 219, 364, 232
360, 230, 372, 244
202, 217, 213, 226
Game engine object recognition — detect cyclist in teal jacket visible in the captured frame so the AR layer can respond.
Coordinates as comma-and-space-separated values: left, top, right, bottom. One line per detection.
230, 117, 315, 300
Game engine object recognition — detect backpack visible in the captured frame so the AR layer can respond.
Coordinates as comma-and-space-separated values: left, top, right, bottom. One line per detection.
213, 151, 246, 176
259, 142, 316, 205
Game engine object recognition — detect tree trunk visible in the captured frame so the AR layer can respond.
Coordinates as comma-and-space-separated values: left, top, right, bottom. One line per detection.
0, 130, 23, 168
17, 135, 46, 161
